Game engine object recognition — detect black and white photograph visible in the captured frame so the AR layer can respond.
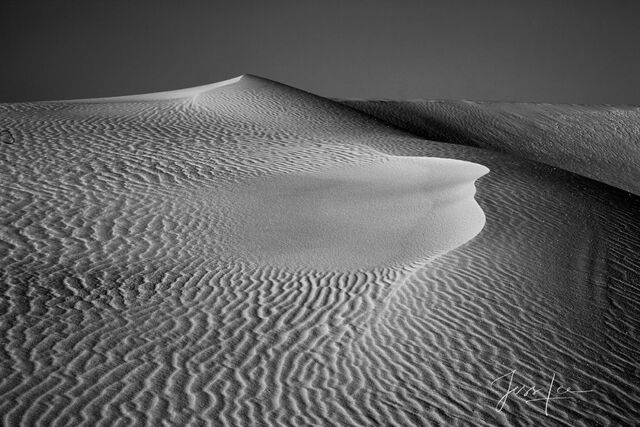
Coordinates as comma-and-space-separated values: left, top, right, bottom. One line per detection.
1, 1, 639, 425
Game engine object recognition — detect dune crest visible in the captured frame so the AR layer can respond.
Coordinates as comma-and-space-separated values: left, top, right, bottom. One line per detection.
341, 99, 640, 195
53, 75, 247, 103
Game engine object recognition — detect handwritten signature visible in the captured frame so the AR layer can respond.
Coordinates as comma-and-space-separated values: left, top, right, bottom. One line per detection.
490, 369, 594, 415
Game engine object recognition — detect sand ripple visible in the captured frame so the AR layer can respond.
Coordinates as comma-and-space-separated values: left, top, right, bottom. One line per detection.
1, 75, 638, 425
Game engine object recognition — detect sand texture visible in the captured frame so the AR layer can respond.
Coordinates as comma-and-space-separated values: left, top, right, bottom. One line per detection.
1, 75, 639, 425
342, 99, 640, 196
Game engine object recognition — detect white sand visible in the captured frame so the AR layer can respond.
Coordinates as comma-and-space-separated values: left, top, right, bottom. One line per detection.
342, 98, 640, 195
1, 75, 638, 426
222, 156, 487, 270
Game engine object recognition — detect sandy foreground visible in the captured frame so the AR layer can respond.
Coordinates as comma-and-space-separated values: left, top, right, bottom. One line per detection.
1, 75, 639, 425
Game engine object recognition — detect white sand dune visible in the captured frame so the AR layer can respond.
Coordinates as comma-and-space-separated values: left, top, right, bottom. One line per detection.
341, 98, 640, 195
1, 75, 639, 426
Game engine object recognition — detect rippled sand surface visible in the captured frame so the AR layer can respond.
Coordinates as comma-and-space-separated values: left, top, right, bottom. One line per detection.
1, 75, 639, 425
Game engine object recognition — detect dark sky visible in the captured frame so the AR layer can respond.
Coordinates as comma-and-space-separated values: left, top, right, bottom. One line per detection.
3, 0, 639, 104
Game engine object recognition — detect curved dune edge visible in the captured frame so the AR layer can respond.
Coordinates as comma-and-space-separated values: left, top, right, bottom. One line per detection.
52, 75, 245, 103
218, 156, 489, 271
340, 99, 640, 196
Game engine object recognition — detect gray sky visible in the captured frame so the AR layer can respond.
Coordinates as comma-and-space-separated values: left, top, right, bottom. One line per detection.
3, 0, 639, 104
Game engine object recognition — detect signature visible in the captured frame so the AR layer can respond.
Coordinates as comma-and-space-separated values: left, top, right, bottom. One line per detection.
490, 369, 594, 415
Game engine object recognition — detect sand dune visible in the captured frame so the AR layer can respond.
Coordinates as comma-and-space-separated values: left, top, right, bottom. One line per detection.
341, 98, 640, 195
1, 75, 639, 426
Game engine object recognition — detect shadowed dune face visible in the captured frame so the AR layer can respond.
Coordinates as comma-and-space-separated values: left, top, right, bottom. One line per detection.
341, 99, 640, 196
221, 157, 488, 270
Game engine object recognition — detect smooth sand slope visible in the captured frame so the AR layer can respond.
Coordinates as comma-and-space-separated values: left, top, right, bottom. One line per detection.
223, 157, 487, 270
1, 75, 639, 426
